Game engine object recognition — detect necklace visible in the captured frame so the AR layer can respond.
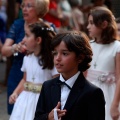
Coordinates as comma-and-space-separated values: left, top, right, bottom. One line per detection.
93, 45, 103, 69
31, 55, 39, 81
93, 62, 97, 69
32, 76, 35, 81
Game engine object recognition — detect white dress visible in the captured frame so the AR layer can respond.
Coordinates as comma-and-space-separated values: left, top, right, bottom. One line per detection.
9, 53, 58, 120
86, 41, 120, 120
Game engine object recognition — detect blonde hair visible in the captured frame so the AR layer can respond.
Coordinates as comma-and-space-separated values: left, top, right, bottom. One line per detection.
22, 0, 50, 18
35, 0, 49, 18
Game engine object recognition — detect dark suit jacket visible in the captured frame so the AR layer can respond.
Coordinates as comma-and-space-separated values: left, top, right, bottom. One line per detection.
34, 72, 105, 120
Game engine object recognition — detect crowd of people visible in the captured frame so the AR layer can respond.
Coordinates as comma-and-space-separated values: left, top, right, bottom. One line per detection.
0, 0, 120, 120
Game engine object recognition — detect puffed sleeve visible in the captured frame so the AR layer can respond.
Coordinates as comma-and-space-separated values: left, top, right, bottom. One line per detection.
117, 45, 120, 53
21, 56, 27, 72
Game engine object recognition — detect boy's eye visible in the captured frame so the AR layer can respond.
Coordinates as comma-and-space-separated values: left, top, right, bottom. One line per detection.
63, 52, 68, 56
63, 53, 68, 56
52, 51, 69, 56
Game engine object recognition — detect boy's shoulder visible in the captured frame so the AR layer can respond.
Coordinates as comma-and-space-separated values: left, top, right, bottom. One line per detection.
85, 79, 104, 95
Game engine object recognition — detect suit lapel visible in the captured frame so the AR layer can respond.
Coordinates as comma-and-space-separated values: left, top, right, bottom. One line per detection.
63, 72, 85, 110
51, 77, 61, 107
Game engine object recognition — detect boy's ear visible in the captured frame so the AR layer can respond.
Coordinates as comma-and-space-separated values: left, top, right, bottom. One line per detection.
78, 54, 85, 63
101, 21, 108, 29
36, 37, 42, 44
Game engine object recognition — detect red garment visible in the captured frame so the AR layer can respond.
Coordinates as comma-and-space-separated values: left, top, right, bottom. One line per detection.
44, 1, 61, 28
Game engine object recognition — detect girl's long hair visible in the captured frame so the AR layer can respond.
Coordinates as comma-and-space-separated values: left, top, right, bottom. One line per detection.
88, 6, 118, 44
29, 21, 56, 69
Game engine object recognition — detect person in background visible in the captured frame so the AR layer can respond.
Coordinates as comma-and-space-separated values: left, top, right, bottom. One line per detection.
68, 0, 85, 31
15, 0, 23, 19
1, 0, 50, 115
58, 0, 72, 31
44, 0, 64, 32
82, 0, 107, 15
0, 0, 7, 62
34, 31, 105, 120
0, 0, 7, 23
9, 21, 58, 120
0, 16, 7, 62
86, 6, 120, 120
59, 0, 71, 15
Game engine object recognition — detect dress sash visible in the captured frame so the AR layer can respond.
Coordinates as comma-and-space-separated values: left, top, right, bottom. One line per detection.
86, 70, 116, 84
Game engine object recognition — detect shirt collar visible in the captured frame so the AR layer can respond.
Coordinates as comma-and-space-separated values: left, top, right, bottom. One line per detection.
59, 71, 80, 88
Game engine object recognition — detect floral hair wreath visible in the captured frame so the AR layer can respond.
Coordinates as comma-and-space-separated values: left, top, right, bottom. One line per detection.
41, 27, 54, 32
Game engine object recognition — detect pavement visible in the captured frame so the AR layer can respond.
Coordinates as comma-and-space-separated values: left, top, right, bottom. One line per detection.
0, 62, 10, 120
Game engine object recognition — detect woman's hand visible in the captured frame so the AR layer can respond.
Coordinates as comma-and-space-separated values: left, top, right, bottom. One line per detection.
9, 92, 18, 104
48, 102, 66, 120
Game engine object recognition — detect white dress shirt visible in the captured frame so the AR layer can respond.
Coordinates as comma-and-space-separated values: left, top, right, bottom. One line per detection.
59, 71, 80, 110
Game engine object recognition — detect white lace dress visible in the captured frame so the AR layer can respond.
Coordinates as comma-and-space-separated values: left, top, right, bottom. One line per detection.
9, 53, 58, 120
86, 41, 120, 120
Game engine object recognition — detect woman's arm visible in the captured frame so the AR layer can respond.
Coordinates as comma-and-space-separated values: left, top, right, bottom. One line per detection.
1, 38, 15, 57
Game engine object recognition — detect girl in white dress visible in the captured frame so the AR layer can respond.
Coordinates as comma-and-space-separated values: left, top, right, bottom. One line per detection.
86, 6, 120, 120
9, 21, 59, 120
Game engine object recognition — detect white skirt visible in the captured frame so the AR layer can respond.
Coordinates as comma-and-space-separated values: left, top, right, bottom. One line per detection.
9, 91, 40, 120
86, 69, 116, 120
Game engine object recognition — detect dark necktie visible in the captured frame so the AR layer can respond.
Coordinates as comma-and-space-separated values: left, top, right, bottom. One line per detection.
58, 80, 71, 90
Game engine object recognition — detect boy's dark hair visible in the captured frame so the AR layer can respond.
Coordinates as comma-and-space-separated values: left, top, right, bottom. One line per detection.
29, 21, 56, 69
51, 31, 93, 72
88, 7, 118, 44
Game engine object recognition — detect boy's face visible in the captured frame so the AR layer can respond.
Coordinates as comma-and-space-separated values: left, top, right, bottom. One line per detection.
117, 23, 120, 38
53, 41, 80, 80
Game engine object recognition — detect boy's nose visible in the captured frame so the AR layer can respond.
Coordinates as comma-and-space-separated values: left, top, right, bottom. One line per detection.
56, 54, 61, 61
